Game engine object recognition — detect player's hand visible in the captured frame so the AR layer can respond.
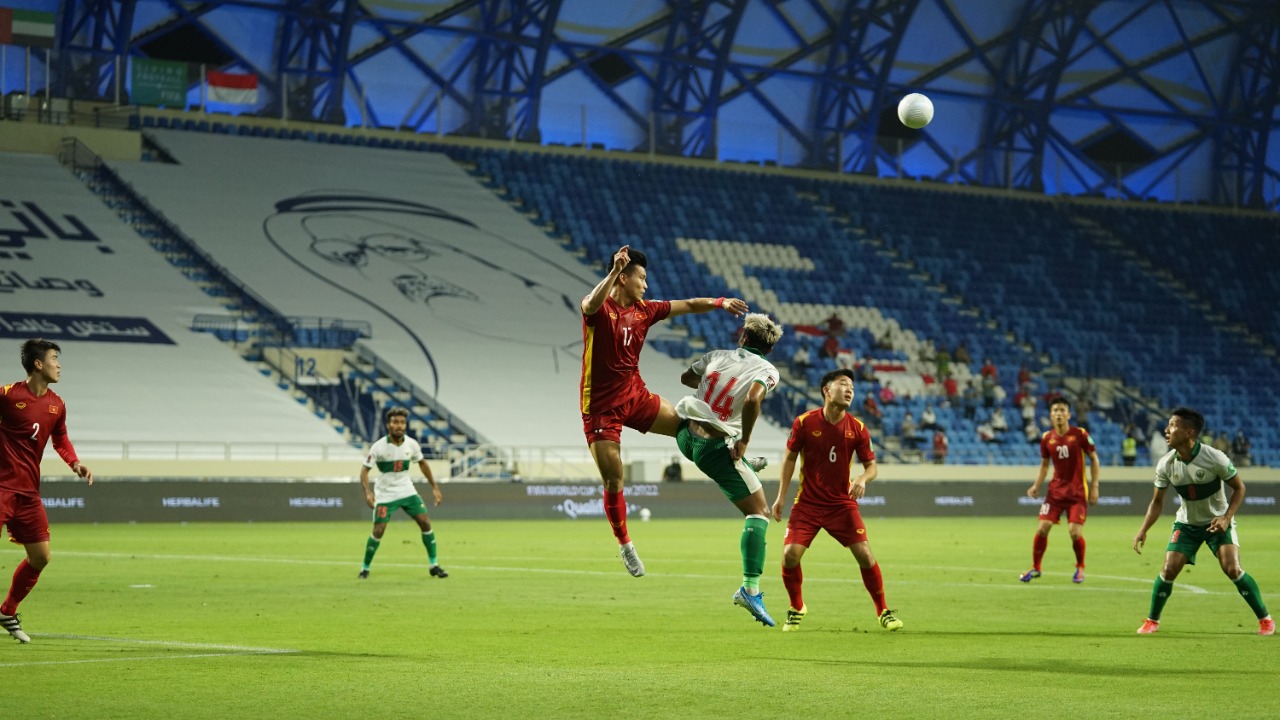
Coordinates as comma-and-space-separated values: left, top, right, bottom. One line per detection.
74, 462, 93, 486
719, 298, 748, 317
771, 498, 784, 522
1025, 485, 1039, 499
1133, 532, 1146, 554
1088, 492, 1099, 507
730, 439, 747, 461
1207, 515, 1229, 534
849, 478, 866, 500
364, 491, 376, 509
431, 486, 443, 506
612, 246, 630, 273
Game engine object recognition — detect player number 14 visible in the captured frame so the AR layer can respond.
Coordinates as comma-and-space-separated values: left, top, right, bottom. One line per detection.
702, 371, 738, 421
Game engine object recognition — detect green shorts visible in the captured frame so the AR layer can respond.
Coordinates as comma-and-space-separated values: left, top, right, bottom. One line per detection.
373, 494, 428, 524
675, 421, 761, 502
1165, 521, 1238, 565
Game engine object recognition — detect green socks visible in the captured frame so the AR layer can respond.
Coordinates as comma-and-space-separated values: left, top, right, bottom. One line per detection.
1148, 575, 1174, 621
362, 535, 381, 570
1234, 572, 1269, 619
741, 515, 769, 591
422, 530, 438, 565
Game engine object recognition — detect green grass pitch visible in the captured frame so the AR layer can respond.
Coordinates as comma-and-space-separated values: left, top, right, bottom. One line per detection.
2, 515, 1276, 719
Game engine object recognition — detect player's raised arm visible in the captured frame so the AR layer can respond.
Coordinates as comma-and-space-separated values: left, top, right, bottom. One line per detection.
581, 245, 630, 316
668, 296, 748, 318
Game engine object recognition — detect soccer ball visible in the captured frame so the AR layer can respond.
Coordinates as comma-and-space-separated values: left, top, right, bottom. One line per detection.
897, 93, 934, 129
638, 508, 652, 522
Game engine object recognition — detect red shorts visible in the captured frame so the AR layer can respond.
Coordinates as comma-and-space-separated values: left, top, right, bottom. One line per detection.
1038, 498, 1088, 525
0, 490, 50, 544
783, 501, 868, 548
582, 389, 661, 444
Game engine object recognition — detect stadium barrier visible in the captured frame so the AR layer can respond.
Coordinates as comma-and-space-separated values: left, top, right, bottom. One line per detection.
38, 475, 1280, 523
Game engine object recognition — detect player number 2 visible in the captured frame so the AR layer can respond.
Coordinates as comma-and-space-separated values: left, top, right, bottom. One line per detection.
30, 422, 40, 441
702, 371, 738, 421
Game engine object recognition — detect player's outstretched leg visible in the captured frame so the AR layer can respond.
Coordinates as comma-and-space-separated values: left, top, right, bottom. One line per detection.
619, 542, 645, 577
733, 586, 776, 627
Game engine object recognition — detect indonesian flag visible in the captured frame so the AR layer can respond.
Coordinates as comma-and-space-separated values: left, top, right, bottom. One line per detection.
207, 70, 259, 104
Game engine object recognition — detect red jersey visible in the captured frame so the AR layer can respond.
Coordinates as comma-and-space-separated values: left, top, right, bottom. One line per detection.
0, 380, 79, 496
580, 295, 671, 415
786, 409, 876, 508
1040, 426, 1095, 503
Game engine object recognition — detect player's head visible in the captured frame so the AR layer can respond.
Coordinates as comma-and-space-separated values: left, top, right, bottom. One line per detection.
384, 407, 410, 439
1048, 395, 1071, 428
617, 248, 649, 302
1167, 407, 1204, 447
820, 368, 856, 409
739, 313, 783, 354
21, 338, 62, 382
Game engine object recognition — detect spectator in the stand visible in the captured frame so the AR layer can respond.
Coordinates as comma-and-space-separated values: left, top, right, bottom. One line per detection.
900, 412, 921, 449
857, 361, 877, 383
876, 329, 894, 351
935, 345, 951, 379
1122, 433, 1138, 466
990, 407, 1009, 436
920, 404, 941, 432
835, 349, 856, 372
1078, 375, 1097, 407
791, 340, 813, 374
1024, 421, 1040, 445
1020, 393, 1037, 425
1232, 430, 1251, 466
878, 383, 897, 406
1075, 403, 1091, 433
1017, 364, 1031, 389
862, 392, 883, 427
823, 312, 846, 337
931, 429, 948, 464
954, 341, 971, 366
1149, 426, 1168, 465
977, 420, 997, 444
819, 333, 840, 360
1212, 432, 1231, 455
963, 382, 980, 420
942, 374, 959, 404
981, 373, 997, 409
662, 456, 684, 482
980, 357, 997, 382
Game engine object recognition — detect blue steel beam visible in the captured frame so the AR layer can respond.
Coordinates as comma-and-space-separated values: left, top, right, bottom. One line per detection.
465, 0, 562, 141
276, 0, 356, 124
57, 0, 137, 100
652, 0, 748, 158
812, 0, 919, 174
1213, 3, 1280, 209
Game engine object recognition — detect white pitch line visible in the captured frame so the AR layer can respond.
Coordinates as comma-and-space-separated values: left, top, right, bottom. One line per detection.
50, 550, 1225, 594
0, 634, 296, 669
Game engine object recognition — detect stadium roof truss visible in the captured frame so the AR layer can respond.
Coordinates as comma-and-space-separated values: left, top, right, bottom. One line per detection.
53, 0, 1280, 208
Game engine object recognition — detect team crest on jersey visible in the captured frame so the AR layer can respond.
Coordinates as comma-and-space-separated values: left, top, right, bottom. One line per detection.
49, 405, 59, 414
1196, 470, 1205, 480
845, 430, 854, 438
609, 313, 618, 320
15, 402, 26, 409
635, 311, 647, 320
811, 431, 822, 437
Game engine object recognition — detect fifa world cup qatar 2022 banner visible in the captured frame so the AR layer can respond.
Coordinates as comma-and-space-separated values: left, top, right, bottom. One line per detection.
37, 479, 1280, 523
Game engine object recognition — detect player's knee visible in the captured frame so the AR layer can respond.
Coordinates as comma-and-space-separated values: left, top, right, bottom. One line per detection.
1224, 564, 1243, 580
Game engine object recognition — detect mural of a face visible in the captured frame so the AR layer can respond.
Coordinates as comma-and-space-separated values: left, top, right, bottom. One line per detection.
264, 192, 589, 393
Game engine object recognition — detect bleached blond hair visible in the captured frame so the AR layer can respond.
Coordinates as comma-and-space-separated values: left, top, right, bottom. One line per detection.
742, 313, 783, 351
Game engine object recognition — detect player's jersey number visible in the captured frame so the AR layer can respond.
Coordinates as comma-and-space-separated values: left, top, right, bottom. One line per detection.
30, 422, 40, 441
702, 371, 739, 422
1057, 445, 1069, 459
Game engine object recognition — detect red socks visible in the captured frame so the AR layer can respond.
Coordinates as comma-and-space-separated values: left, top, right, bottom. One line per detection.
1032, 534, 1048, 571
781, 564, 804, 610
1, 560, 41, 616
860, 564, 887, 615
1072, 536, 1086, 567
603, 489, 630, 544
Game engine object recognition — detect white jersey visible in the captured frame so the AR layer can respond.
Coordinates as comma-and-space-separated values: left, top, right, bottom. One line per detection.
363, 435, 425, 503
675, 347, 779, 439
1154, 442, 1237, 526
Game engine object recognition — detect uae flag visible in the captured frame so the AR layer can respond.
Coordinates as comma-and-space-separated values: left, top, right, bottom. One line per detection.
207, 70, 259, 104
0, 7, 56, 48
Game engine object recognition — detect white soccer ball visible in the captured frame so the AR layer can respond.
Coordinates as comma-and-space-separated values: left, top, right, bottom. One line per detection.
638, 508, 652, 522
897, 93, 934, 129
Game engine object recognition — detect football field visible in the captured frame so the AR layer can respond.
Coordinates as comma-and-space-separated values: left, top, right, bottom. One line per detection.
2, 515, 1276, 719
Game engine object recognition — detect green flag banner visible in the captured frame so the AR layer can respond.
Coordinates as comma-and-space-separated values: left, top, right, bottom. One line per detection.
131, 58, 187, 107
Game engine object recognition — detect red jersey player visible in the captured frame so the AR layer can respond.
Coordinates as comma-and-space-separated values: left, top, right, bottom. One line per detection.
1, 338, 93, 643
1021, 395, 1100, 584
770, 369, 903, 632
580, 245, 748, 576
